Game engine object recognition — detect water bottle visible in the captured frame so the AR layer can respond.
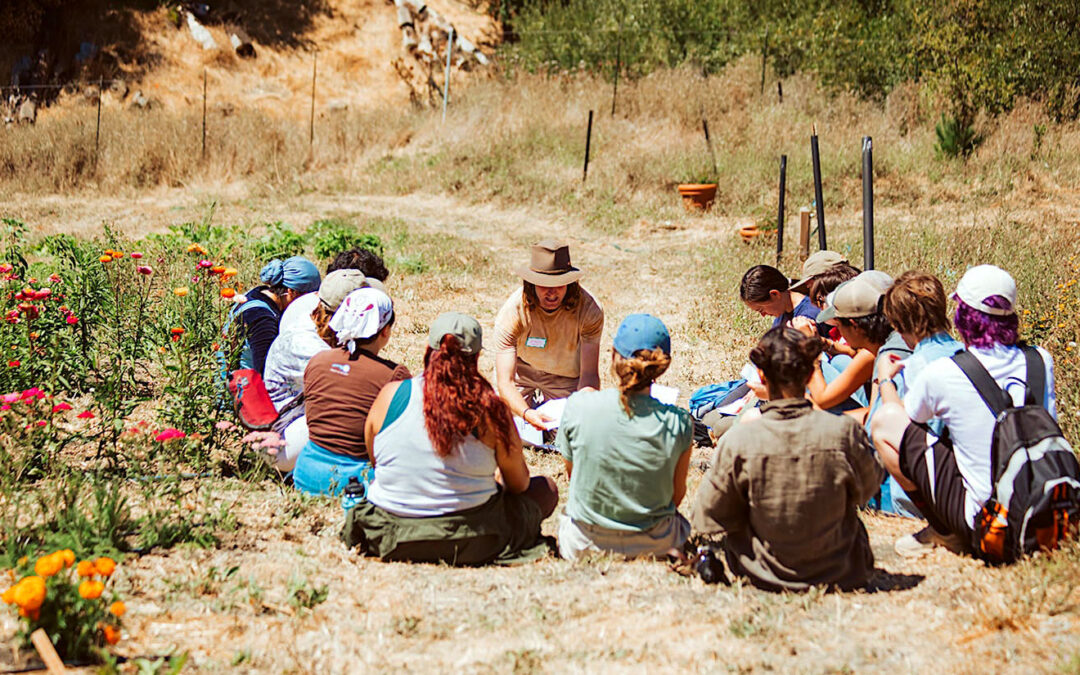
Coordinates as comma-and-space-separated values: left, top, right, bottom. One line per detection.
695, 546, 729, 585
341, 476, 365, 514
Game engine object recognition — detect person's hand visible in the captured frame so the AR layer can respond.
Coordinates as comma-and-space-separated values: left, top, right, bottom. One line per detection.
790, 315, 817, 338
523, 408, 556, 431
747, 381, 768, 401
877, 353, 906, 384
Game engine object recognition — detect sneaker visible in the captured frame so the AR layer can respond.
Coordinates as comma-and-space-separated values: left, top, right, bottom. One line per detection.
894, 526, 967, 558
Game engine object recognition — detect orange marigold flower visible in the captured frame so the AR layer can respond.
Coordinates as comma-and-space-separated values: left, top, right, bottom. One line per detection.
210, 265, 225, 275
222, 267, 238, 278
59, 550, 75, 568
220, 288, 236, 299
34, 553, 64, 578
93, 557, 116, 577
111, 252, 124, 259
99, 256, 112, 264
76, 560, 96, 577
173, 287, 189, 297
109, 600, 126, 617
102, 623, 121, 645
14, 576, 46, 610
18, 606, 40, 620
1, 586, 15, 605
79, 579, 105, 599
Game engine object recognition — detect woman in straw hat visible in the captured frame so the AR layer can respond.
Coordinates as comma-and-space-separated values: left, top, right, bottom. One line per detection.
493, 241, 604, 429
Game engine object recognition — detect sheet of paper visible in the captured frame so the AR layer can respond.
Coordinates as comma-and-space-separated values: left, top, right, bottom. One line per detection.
533, 398, 566, 431
739, 362, 761, 385
514, 417, 544, 446
649, 383, 679, 405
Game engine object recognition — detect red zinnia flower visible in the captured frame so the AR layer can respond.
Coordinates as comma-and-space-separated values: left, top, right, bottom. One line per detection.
77, 410, 95, 419
7, 360, 19, 368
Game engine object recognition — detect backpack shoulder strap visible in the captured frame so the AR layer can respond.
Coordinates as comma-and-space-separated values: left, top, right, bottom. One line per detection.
1021, 345, 1045, 408
952, 351, 1011, 417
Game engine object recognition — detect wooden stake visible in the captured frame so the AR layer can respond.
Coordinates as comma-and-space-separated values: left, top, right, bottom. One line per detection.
94, 78, 103, 166
442, 28, 454, 123
799, 208, 811, 259
776, 154, 787, 263
611, 29, 621, 117
777, 80, 783, 104
702, 118, 717, 176
582, 110, 594, 183
310, 52, 318, 153
201, 69, 207, 161
760, 28, 769, 95
30, 629, 66, 674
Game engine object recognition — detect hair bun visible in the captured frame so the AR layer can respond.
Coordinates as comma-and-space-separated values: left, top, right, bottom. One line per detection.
260, 259, 285, 286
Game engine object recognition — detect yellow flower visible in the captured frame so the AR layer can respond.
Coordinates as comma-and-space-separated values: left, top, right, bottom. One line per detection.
33, 553, 64, 578
78, 580, 105, 600
13, 576, 46, 610
99, 255, 112, 264
93, 557, 116, 577
173, 287, 190, 297
222, 267, 238, 278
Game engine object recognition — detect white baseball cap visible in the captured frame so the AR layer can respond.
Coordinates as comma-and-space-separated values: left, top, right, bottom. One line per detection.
952, 265, 1017, 316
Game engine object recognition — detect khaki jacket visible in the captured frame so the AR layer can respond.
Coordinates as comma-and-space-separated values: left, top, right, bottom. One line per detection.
691, 398, 884, 591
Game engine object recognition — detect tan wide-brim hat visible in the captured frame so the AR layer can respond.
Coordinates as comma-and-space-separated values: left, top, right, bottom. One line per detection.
789, 250, 848, 293
514, 240, 584, 286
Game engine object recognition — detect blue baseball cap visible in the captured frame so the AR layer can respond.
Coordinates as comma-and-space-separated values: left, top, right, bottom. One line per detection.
613, 314, 671, 358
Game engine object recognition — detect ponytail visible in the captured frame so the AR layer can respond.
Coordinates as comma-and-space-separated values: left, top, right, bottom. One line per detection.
612, 348, 671, 416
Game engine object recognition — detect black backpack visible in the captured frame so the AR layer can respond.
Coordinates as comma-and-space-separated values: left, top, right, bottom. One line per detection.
953, 346, 1080, 564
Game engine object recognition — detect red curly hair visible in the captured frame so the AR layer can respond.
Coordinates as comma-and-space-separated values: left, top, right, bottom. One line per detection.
422, 335, 514, 457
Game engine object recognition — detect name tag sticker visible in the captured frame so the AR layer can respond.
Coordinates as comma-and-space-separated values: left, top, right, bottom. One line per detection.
525, 336, 547, 349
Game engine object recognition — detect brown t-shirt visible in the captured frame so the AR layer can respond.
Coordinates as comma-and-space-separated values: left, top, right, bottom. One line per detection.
492, 287, 604, 380
303, 348, 411, 459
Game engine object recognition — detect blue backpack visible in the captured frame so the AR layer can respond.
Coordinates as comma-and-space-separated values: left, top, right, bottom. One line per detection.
688, 379, 749, 420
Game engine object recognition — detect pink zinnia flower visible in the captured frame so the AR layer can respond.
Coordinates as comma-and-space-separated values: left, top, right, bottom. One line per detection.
136, 266, 153, 275
0, 405, 9, 411
130, 252, 143, 259
2, 393, 19, 404
77, 410, 95, 419
52, 402, 72, 413
36, 420, 46, 427
7, 360, 19, 368
154, 428, 186, 442
32, 288, 51, 300
197, 260, 213, 269
48, 273, 61, 284
66, 315, 79, 325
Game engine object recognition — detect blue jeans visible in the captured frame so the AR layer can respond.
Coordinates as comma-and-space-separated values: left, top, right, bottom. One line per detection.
293, 440, 373, 497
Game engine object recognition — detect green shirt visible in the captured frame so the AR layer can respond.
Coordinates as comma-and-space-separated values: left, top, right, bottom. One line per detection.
556, 388, 693, 531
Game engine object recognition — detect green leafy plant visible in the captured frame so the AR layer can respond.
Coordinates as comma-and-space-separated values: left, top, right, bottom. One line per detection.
308, 219, 383, 259
934, 113, 981, 159
254, 222, 306, 260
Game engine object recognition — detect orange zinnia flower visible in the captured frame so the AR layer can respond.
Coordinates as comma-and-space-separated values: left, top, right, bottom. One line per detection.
79, 580, 105, 599
109, 600, 126, 617
173, 287, 189, 297
33, 553, 64, 578
99, 255, 112, 264
220, 288, 236, 299
93, 557, 116, 577
102, 624, 121, 645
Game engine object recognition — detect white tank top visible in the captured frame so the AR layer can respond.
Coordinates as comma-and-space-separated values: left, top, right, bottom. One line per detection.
367, 377, 498, 517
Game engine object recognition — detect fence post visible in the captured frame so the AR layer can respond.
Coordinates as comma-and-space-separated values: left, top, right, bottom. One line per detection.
442, 27, 454, 123
94, 78, 103, 167
702, 118, 717, 176
862, 136, 875, 270
582, 110, 594, 183
799, 208, 810, 259
611, 28, 621, 117
811, 124, 827, 250
776, 154, 787, 264
760, 28, 769, 95
201, 69, 207, 161
309, 52, 317, 154
777, 80, 783, 104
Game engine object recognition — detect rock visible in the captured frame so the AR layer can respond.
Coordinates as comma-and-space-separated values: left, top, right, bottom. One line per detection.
16, 99, 36, 124
186, 11, 218, 50
130, 91, 151, 109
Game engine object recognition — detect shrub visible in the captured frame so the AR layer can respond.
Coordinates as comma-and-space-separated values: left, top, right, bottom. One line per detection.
308, 219, 383, 260
934, 113, 982, 158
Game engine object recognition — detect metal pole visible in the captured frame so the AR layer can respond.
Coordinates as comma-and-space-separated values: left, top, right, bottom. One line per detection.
201, 69, 207, 161
582, 110, 593, 183
777, 154, 787, 263
702, 118, 717, 176
611, 32, 621, 117
309, 52, 317, 152
760, 28, 769, 96
777, 80, 783, 104
94, 78, 102, 165
811, 124, 827, 250
862, 136, 875, 270
442, 27, 454, 123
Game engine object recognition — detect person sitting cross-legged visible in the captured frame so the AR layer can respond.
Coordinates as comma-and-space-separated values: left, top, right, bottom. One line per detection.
555, 314, 694, 561
691, 327, 885, 592
870, 265, 1057, 557
343, 312, 559, 565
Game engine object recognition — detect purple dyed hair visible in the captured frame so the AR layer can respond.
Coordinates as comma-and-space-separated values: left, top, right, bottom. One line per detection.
954, 295, 1019, 348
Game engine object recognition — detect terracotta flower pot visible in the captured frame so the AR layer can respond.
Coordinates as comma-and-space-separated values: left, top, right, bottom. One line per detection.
739, 225, 762, 243
677, 183, 718, 212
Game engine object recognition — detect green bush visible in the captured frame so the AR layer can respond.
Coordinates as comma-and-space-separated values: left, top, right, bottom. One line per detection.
934, 113, 981, 158
254, 222, 306, 261
308, 219, 383, 260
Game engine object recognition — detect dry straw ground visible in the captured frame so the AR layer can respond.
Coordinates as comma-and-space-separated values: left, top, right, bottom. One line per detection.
3, 61, 1080, 673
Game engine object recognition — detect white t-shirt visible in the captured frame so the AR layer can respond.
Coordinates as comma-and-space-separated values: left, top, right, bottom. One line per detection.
263, 293, 327, 410
903, 344, 1057, 527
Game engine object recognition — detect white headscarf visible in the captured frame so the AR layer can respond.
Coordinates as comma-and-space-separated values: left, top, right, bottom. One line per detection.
328, 288, 394, 353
